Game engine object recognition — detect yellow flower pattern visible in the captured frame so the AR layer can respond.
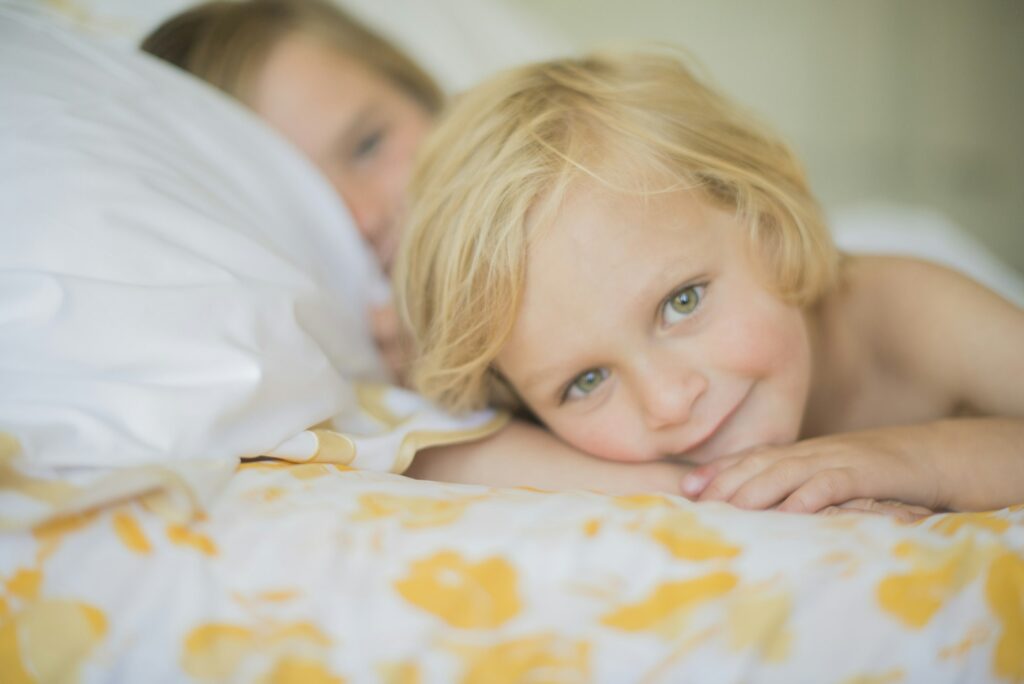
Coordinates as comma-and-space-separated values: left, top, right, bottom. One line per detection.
877, 539, 989, 629
352, 493, 480, 529
182, 620, 339, 683
649, 510, 742, 561
395, 551, 520, 629
986, 552, 1024, 681
601, 572, 738, 634
3, 432, 1024, 682
453, 634, 590, 683
11, 1, 1024, 676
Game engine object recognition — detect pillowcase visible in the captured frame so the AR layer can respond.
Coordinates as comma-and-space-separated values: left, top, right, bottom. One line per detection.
831, 203, 1024, 307
0, 1, 388, 473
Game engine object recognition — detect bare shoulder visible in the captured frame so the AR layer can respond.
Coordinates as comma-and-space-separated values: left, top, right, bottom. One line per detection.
839, 254, 1019, 324
837, 254, 1024, 413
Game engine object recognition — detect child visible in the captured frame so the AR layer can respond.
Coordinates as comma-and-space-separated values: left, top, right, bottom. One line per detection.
142, 3, 716, 499
142, 0, 439, 376
394, 52, 1024, 514
142, 0, 441, 276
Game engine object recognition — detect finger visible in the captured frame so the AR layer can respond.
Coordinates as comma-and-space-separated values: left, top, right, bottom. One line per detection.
776, 468, 860, 514
818, 499, 877, 518
696, 448, 785, 503
818, 499, 892, 519
851, 499, 932, 523
369, 304, 400, 339
680, 453, 746, 499
826, 499, 932, 524
836, 498, 885, 514
728, 458, 822, 510
380, 341, 409, 384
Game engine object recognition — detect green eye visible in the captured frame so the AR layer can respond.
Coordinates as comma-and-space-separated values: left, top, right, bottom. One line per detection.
564, 368, 608, 401
663, 284, 704, 324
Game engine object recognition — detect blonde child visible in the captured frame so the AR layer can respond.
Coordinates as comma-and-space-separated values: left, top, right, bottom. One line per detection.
144, 2, 722, 498
395, 52, 1024, 514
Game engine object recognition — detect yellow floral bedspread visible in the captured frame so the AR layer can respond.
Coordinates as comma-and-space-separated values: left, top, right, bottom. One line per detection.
2, 461, 1022, 683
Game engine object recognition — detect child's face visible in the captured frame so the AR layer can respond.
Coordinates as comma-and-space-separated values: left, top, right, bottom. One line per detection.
495, 183, 814, 465
252, 32, 432, 273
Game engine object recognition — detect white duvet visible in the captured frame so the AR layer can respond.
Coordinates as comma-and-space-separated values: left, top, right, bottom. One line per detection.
3, 454, 1022, 682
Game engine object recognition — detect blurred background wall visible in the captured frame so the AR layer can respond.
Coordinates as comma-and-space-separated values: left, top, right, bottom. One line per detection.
509, 0, 1024, 275
38, 0, 1024, 276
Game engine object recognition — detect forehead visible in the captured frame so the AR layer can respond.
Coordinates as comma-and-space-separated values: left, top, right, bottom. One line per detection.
257, 32, 383, 99
497, 182, 729, 371
527, 181, 722, 287
251, 33, 397, 143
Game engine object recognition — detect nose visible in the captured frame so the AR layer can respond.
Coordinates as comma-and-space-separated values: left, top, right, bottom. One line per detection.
346, 190, 390, 243
634, 357, 708, 431
342, 187, 396, 268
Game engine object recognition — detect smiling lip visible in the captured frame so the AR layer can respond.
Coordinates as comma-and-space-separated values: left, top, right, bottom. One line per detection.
674, 388, 749, 458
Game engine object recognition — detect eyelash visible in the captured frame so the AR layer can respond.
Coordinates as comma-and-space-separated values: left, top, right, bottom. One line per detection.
661, 282, 707, 326
353, 128, 385, 160
558, 281, 708, 405
560, 368, 608, 404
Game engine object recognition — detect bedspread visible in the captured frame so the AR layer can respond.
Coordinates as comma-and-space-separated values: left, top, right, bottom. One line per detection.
2, 460, 1022, 683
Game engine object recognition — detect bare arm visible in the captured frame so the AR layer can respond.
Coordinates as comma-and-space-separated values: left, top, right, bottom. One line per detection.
683, 418, 1024, 513
406, 419, 694, 496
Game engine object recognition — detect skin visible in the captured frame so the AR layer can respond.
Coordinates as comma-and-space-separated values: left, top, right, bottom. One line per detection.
249, 31, 430, 378
687, 256, 1024, 513
494, 180, 1024, 513
243, 34, 1020, 517
237, 29, 702, 498
236, 29, 759, 501
250, 31, 431, 273
497, 181, 812, 467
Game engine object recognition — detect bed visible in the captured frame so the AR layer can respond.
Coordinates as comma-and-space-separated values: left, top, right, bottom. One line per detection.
2, 2, 1023, 682
5, 450, 1023, 683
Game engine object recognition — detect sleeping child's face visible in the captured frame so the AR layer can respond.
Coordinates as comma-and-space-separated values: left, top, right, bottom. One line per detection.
494, 181, 814, 465
252, 32, 431, 273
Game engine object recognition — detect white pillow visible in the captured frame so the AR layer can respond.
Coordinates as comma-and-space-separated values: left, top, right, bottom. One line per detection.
831, 203, 1024, 307
0, 1, 389, 471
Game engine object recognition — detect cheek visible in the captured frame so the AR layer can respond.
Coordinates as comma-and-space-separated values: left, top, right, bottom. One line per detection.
370, 144, 415, 209
711, 302, 809, 379
325, 174, 370, 228
390, 114, 430, 178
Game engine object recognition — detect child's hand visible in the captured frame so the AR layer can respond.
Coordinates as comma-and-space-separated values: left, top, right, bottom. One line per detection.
679, 431, 947, 514
819, 498, 932, 523
369, 303, 411, 386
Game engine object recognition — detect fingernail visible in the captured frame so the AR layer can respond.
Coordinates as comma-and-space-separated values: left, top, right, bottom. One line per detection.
681, 474, 706, 497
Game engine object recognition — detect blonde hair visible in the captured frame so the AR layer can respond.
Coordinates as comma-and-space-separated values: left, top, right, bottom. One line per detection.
141, 0, 443, 113
394, 51, 839, 413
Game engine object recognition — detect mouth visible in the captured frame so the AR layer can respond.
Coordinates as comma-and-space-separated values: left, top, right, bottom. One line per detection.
672, 388, 750, 461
